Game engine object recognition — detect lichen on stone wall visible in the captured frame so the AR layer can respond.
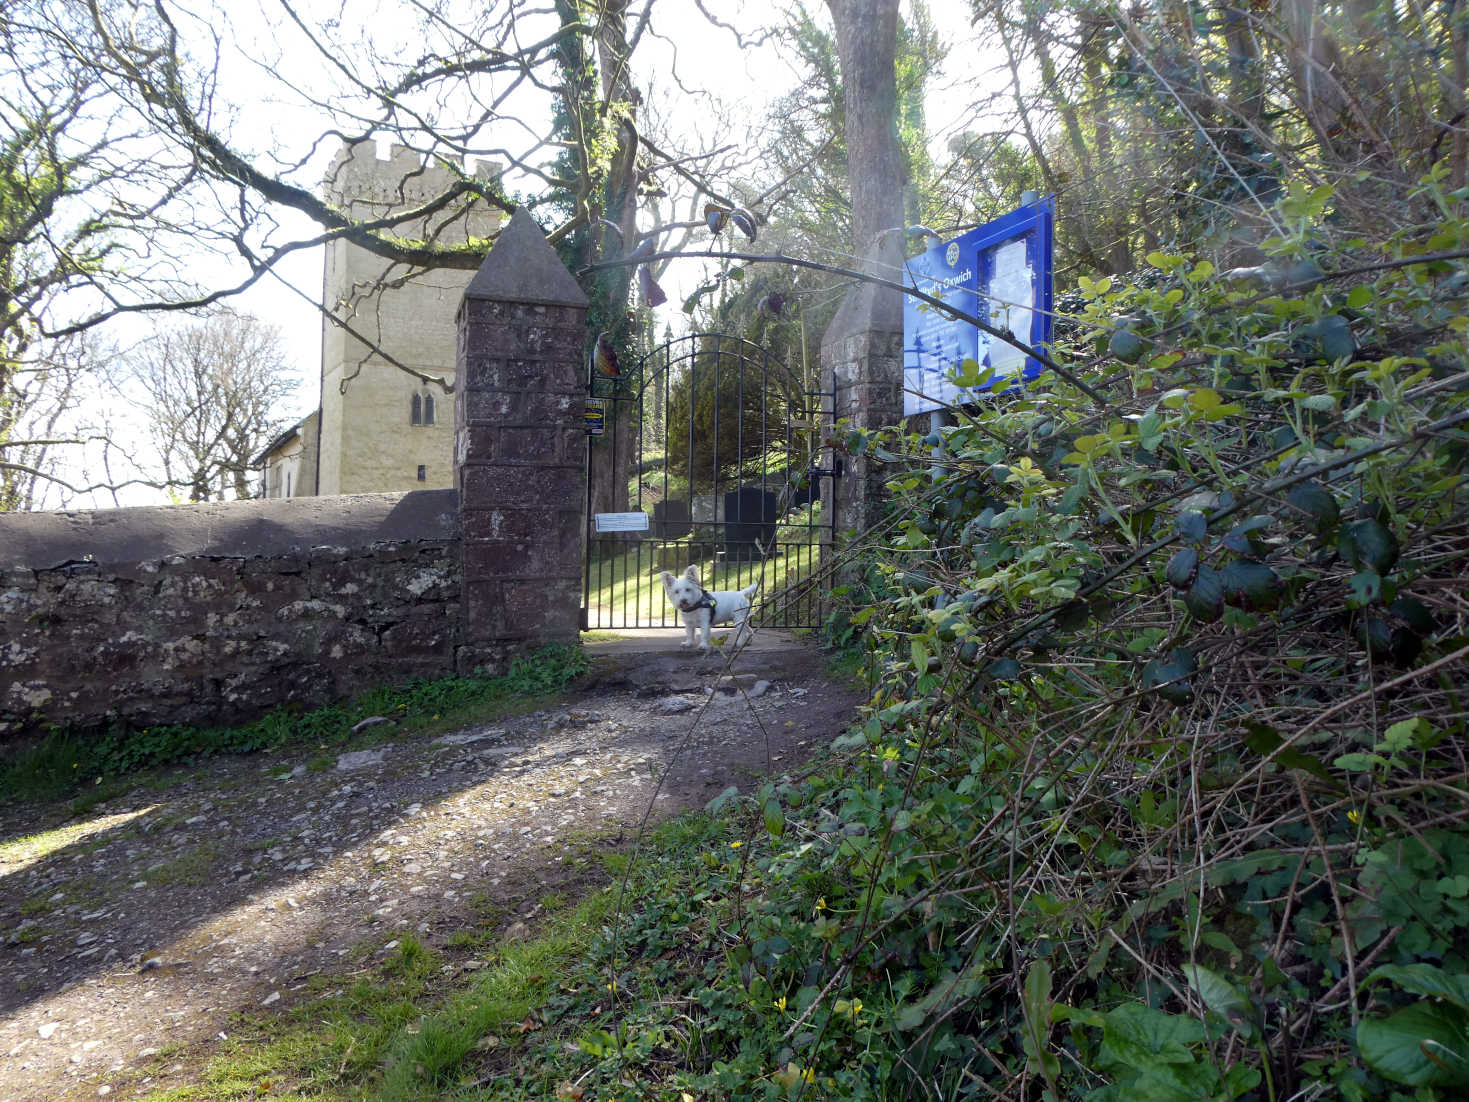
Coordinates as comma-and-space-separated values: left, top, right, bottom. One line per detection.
0, 533, 463, 741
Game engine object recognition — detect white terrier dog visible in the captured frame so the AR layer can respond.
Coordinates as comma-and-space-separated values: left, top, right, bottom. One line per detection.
658, 565, 759, 652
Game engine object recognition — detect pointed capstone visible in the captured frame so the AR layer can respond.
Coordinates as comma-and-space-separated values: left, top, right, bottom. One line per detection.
463, 208, 590, 307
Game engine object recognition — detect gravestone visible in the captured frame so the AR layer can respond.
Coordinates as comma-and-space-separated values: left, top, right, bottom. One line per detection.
723, 487, 779, 559
652, 499, 691, 540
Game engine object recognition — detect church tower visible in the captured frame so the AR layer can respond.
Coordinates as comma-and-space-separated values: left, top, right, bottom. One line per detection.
315, 142, 501, 495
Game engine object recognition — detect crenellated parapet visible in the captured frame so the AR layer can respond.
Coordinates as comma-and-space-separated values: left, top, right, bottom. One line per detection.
323, 140, 500, 214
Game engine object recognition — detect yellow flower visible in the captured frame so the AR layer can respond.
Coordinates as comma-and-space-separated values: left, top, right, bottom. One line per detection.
774, 1063, 816, 1090
1348, 809, 1361, 825
815, 897, 827, 912
730, 840, 742, 850
774, 996, 787, 1011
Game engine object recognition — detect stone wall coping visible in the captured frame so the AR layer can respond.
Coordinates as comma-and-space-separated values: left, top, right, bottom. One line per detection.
462, 208, 590, 308
0, 489, 458, 569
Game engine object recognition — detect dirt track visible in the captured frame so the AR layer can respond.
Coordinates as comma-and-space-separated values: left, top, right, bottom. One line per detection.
0, 631, 861, 1101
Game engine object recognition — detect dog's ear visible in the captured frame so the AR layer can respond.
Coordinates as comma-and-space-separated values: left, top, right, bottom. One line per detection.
683, 564, 701, 584
658, 571, 674, 591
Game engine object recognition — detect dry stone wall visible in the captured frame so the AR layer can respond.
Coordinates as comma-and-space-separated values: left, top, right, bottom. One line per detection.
0, 491, 462, 739
0, 207, 594, 744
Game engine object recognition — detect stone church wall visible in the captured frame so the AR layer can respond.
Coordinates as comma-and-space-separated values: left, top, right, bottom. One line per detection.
317, 143, 500, 495
0, 491, 461, 739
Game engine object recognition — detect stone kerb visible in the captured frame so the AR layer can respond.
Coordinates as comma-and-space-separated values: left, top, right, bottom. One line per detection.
455, 208, 590, 673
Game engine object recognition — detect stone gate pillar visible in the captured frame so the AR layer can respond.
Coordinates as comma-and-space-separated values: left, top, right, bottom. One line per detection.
822, 236, 905, 538
454, 208, 590, 673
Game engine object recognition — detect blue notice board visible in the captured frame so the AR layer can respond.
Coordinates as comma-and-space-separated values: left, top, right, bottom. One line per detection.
902, 197, 1054, 417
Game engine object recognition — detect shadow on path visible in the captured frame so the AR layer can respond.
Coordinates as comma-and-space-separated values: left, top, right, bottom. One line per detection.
0, 631, 860, 1101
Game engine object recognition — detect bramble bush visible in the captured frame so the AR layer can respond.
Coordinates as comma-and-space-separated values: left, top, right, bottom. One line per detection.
751, 173, 1469, 1100
533, 176, 1468, 1102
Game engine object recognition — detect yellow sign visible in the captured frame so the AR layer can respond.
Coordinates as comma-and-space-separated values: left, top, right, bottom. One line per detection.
584, 399, 607, 436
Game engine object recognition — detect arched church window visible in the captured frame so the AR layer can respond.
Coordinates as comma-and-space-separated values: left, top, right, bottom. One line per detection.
423, 393, 436, 425
411, 393, 423, 425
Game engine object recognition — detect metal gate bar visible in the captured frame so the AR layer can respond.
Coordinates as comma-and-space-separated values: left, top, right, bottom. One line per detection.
582, 333, 834, 632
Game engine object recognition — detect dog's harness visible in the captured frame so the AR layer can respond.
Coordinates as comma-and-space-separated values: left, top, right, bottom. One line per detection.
694, 587, 718, 612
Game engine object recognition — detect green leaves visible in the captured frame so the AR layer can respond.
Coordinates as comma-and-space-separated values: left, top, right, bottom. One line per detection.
804, 227, 1466, 1102
1174, 510, 1208, 544
1287, 481, 1340, 536
1058, 1002, 1258, 1102
1165, 548, 1198, 590
1339, 519, 1400, 574
1358, 1005, 1469, 1088
1020, 961, 1061, 1092
1181, 964, 1256, 1038
762, 796, 786, 839
1141, 648, 1196, 704
986, 657, 1022, 681
1182, 564, 1224, 623
1108, 327, 1148, 364
1240, 720, 1335, 784
1368, 964, 1469, 1009
1294, 312, 1357, 362
1219, 559, 1282, 612
909, 638, 931, 675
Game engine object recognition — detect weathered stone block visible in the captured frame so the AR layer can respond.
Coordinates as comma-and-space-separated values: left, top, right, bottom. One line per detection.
276, 598, 351, 622
457, 424, 499, 465
379, 558, 458, 603
460, 355, 509, 391
503, 578, 581, 637
381, 617, 455, 657
459, 464, 582, 510
319, 622, 379, 661
308, 558, 374, 600
219, 663, 332, 717
495, 426, 559, 463
464, 389, 514, 422
461, 580, 504, 639
461, 539, 534, 582
462, 508, 580, 547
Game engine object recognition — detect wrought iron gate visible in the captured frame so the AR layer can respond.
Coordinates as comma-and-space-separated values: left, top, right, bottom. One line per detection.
582, 333, 835, 631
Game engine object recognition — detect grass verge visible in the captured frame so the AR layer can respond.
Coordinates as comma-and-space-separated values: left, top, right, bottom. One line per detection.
116, 814, 745, 1102
0, 643, 588, 808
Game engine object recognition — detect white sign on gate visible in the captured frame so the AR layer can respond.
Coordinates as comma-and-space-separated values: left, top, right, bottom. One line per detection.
594, 511, 650, 533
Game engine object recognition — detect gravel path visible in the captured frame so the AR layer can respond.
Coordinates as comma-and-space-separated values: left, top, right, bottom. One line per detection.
0, 632, 860, 1101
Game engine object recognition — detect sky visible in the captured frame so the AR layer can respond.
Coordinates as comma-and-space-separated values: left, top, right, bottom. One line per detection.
48, 0, 994, 509
218, 0, 991, 401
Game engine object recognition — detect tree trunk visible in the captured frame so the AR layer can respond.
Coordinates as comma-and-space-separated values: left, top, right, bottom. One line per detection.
826, 0, 905, 259
563, 0, 641, 522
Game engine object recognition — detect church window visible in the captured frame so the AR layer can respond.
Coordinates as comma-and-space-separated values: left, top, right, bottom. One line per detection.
417, 465, 427, 482
411, 393, 423, 425
423, 394, 436, 425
